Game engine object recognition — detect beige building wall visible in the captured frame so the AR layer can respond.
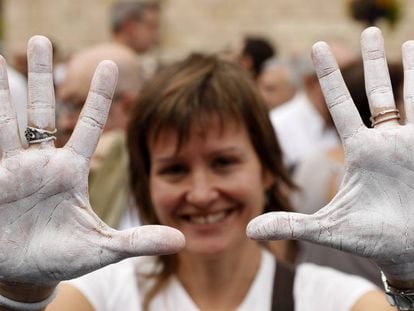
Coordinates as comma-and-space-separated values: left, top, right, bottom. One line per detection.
2, 0, 414, 62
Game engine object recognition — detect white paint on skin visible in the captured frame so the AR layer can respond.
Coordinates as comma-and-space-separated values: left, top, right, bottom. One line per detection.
0, 56, 21, 155
248, 27, 414, 283
311, 41, 364, 141
27, 36, 55, 131
402, 41, 414, 124
66, 61, 118, 159
361, 28, 397, 120
0, 37, 185, 287
27, 73, 55, 128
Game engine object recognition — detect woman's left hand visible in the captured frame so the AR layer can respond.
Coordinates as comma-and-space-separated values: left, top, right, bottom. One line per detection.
248, 27, 414, 285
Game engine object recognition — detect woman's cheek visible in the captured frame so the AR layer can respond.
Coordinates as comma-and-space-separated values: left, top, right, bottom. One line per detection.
151, 180, 181, 221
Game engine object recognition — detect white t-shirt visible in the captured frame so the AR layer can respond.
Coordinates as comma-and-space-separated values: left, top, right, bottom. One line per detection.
67, 250, 376, 311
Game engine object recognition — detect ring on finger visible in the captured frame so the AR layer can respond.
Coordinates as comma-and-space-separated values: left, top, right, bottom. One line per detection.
25, 127, 57, 144
370, 109, 400, 127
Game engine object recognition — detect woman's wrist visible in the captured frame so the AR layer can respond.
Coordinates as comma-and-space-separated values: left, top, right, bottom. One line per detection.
381, 262, 414, 290
387, 278, 414, 290
381, 272, 414, 311
0, 281, 57, 310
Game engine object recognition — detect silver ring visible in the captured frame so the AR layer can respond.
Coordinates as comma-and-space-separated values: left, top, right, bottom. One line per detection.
25, 127, 57, 144
370, 108, 400, 127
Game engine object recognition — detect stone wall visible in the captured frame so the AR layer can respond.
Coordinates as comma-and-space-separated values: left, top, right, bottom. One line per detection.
3, 0, 413, 62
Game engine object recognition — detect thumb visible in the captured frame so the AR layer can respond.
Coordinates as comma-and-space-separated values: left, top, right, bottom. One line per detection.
247, 211, 322, 242
109, 225, 185, 257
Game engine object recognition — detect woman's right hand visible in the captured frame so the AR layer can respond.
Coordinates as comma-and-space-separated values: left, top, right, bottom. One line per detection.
0, 36, 184, 290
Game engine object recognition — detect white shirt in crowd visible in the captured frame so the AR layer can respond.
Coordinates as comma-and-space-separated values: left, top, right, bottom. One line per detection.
269, 92, 340, 168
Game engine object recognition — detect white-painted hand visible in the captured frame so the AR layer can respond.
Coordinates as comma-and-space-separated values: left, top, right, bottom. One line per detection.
247, 27, 414, 283
0, 36, 184, 286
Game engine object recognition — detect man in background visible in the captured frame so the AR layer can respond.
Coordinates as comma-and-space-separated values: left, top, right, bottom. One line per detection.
257, 58, 299, 111
270, 43, 356, 170
110, 1, 160, 77
57, 43, 144, 228
222, 35, 275, 79
237, 36, 275, 78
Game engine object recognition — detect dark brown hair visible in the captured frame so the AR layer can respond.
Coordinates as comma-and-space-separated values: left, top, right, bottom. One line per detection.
127, 54, 294, 309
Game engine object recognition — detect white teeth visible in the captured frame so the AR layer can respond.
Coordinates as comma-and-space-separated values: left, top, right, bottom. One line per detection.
207, 212, 226, 224
192, 215, 207, 224
189, 211, 227, 224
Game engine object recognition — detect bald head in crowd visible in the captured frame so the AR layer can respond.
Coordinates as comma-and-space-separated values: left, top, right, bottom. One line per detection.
257, 59, 299, 110
57, 43, 144, 146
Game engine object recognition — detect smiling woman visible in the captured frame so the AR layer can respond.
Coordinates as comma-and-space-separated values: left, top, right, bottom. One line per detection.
46, 44, 395, 311
126, 53, 296, 309
66, 49, 388, 311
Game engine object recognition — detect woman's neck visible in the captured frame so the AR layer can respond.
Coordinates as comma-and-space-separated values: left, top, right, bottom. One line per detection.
176, 241, 262, 311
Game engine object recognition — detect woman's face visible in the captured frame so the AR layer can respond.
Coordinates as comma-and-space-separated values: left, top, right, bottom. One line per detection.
149, 118, 274, 256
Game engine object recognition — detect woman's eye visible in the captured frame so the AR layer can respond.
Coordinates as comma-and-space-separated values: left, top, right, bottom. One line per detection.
213, 156, 237, 168
160, 164, 187, 175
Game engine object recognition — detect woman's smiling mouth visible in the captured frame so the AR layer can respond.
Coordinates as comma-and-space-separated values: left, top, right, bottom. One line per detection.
179, 207, 239, 225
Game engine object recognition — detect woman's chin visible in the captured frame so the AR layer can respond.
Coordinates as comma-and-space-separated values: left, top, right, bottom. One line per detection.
184, 241, 230, 257
182, 235, 255, 259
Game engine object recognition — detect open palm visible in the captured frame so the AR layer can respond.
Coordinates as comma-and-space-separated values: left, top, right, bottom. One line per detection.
248, 27, 414, 283
0, 36, 184, 286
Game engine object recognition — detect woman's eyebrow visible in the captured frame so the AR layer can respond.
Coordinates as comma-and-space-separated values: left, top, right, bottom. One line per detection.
152, 154, 185, 163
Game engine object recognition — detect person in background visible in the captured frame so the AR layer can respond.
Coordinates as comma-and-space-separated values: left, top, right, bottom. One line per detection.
270, 42, 357, 170
57, 42, 145, 228
257, 58, 299, 111
257, 58, 302, 263
110, 0, 160, 77
237, 36, 275, 78
10, 42, 28, 79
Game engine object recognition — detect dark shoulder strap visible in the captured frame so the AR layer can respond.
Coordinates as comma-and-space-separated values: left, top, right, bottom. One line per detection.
271, 260, 296, 311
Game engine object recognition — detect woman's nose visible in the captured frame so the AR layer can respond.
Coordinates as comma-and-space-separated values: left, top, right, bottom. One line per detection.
185, 170, 218, 208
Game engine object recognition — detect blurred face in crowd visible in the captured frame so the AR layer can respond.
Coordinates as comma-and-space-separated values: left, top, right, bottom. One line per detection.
56, 93, 128, 147
257, 66, 296, 110
129, 7, 160, 53
56, 44, 143, 147
56, 95, 84, 147
148, 118, 273, 257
